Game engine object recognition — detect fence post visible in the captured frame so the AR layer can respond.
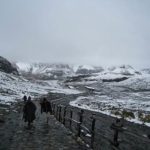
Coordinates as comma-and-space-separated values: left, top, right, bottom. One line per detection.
59, 105, 62, 122
56, 105, 59, 120
91, 114, 96, 149
63, 107, 67, 125
54, 104, 57, 117
114, 128, 119, 147
53, 103, 56, 115
78, 109, 84, 137
69, 110, 73, 128
51, 102, 54, 115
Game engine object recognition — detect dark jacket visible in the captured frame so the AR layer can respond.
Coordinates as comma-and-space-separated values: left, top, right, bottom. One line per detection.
40, 101, 52, 114
23, 95, 27, 104
23, 101, 36, 123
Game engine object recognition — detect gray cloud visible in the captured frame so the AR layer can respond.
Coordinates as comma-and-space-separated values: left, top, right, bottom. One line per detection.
0, 0, 150, 68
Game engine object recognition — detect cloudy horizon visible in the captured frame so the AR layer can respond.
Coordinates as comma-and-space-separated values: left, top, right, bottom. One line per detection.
0, 0, 150, 69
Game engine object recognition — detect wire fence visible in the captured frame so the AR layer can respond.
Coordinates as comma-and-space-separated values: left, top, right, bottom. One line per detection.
50, 102, 150, 150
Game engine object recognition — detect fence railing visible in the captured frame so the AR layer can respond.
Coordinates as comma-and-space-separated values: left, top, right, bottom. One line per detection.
50, 102, 150, 150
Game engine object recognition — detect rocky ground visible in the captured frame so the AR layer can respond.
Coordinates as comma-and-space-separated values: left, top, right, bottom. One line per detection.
46, 92, 150, 150
0, 101, 85, 150
0, 92, 150, 150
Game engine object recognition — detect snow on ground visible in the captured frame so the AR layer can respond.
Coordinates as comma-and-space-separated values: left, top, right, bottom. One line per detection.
0, 71, 82, 105
85, 72, 127, 81
70, 72, 150, 126
107, 65, 138, 75
78, 65, 95, 70
50, 88, 82, 94
16, 62, 75, 76
16, 62, 31, 72
113, 74, 150, 90
70, 95, 150, 126
42, 80, 82, 94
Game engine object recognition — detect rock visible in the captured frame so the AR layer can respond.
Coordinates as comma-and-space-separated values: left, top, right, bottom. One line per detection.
0, 56, 19, 75
0, 119, 5, 123
76, 65, 104, 74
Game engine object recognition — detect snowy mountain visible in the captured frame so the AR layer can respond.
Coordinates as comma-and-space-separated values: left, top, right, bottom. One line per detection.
76, 65, 104, 74
16, 62, 104, 76
16, 62, 143, 85
107, 65, 141, 75
16, 62, 74, 80
70, 65, 141, 84
141, 68, 150, 74
0, 70, 81, 105
16, 62, 141, 79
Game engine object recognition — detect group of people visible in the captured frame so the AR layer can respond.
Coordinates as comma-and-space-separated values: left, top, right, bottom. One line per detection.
22, 95, 52, 128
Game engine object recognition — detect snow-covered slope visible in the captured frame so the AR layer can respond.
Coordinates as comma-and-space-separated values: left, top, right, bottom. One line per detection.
0, 71, 82, 105
16, 62, 75, 79
16, 62, 105, 77
16, 63, 140, 78
70, 72, 150, 126
82, 65, 141, 82
76, 65, 104, 74
141, 68, 150, 74
107, 65, 141, 75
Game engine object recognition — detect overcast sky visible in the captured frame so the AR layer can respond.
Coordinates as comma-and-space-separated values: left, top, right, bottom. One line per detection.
0, 0, 149, 68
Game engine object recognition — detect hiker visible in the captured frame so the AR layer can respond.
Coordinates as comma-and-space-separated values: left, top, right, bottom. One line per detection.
23, 96, 36, 127
110, 118, 123, 146
40, 98, 52, 123
23, 95, 27, 103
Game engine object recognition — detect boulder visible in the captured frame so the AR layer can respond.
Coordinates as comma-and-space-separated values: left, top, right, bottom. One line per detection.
0, 56, 19, 75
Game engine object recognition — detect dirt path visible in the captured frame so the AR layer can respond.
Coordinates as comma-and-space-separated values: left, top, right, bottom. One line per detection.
0, 101, 84, 150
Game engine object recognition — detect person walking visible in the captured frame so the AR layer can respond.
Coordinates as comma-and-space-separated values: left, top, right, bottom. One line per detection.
23, 96, 36, 128
23, 95, 27, 103
40, 98, 52, 123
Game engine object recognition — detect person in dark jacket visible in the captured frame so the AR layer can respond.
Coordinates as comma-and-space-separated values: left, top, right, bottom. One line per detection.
40, 98, 52, 123
23, 96, 36, 127
23, 95, 27, 103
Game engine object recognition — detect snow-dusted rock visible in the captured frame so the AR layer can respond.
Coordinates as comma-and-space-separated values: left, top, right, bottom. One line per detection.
0, 56, 18, 75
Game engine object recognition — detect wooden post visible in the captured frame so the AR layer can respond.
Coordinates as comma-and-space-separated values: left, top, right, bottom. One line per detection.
91, 114, 96, 149
51, 103, 53, 115
56, 105, 59, 120
59, 105, 62, 122
78, 109, 84, 137
53, 104, 56, 115
54, 104, 56, 117
113, 129, 119, 147
69, 110, 73, 128
63, 107, 67, 125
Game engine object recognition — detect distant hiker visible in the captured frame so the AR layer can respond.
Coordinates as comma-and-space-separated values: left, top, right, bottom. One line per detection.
23, 96, 36, 128
23, 95, 27, 103
40, 98, 52, 123
110, 118, 123, 146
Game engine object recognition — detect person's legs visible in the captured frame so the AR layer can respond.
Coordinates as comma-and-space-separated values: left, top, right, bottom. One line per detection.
46, 113, 49, 123
27, 120, 31, 129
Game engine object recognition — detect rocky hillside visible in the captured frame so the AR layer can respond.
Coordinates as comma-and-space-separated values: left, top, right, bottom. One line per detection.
141, 68, 150, 74
76, 65, 104, 74
16, 63, 141, 76
107, 65, 141, 75
16, 62, 74, 80
0, 56, 18, 75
